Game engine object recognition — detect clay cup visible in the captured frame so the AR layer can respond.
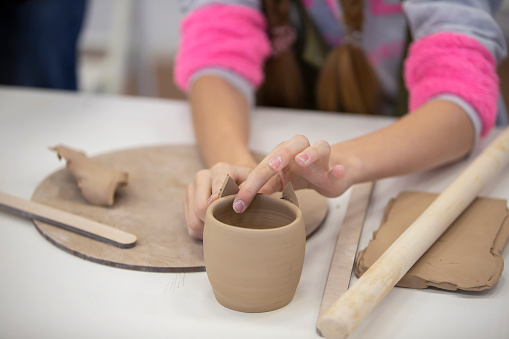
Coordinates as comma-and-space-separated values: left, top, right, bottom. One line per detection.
204, 193, 306, 313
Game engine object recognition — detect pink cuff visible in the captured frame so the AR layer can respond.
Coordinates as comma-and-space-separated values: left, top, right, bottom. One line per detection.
174, 4, 271, 91
404, 32, 499, 136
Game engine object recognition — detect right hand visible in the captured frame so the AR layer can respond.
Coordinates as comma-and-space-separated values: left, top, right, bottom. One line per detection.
233, 135, 349, 213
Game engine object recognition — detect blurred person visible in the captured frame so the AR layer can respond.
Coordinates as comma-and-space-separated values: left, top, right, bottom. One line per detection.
175, 0, 507, 238
0, 0, 87, 90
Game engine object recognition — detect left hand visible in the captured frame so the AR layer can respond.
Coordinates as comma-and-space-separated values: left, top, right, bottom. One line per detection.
232, 135, 350, 213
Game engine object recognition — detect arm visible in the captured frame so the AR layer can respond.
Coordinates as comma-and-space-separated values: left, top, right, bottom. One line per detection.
339, 0, 506, 184
183, 75, 260, 239
403, 0, 507, 138
175, 1, 270, 167
333, 99, 475, 185
190, 75, 257, 168
174, 2, 271, 238
183, 75, 257, 239
232, 100, 475, 212
183, 76, 258, 239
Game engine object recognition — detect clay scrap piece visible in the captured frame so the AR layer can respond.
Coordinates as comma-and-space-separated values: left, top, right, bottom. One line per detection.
219, 175, 300, 208
51, 145, 128, 207
219, 175, 240, 198
281, 182, 299, 207
355, 191, 509, 291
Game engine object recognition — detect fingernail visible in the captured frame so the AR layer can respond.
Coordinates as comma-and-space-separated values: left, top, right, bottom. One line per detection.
207, 193, 217, 205
296, 153, 309, 165
233, 199, 246, 213
268, 156, 282, 171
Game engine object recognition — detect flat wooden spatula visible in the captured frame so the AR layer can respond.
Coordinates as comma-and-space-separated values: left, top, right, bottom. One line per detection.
0, 191, 137, 248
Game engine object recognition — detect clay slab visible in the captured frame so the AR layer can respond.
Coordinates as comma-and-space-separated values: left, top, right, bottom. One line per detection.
356, 191, 509, 291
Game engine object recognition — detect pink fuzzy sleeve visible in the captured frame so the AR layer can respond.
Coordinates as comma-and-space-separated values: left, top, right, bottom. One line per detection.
404, 32, 499, 136
174, 4, 271, 92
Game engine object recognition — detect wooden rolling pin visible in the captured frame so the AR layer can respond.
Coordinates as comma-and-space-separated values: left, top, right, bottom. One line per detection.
0, 192, 137, 248
317, 126, 509, 338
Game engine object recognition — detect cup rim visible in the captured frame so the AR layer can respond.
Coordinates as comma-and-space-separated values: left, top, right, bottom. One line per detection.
206, 194, 303, 233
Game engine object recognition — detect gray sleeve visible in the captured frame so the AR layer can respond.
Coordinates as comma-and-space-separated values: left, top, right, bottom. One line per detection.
189, 68, 256, 106
178, 0, 260, 14
403, 0, 507, 62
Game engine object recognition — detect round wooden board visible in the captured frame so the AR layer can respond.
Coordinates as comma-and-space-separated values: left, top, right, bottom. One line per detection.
31, 145, 329, 272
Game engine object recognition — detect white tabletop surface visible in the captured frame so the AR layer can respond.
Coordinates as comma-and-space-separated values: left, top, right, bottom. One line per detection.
0, 87, 508, 339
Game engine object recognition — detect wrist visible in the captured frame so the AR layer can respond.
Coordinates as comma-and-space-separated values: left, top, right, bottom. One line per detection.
330, 142, 364, 187
230, 152, 258, 169
202, 145, 258, 169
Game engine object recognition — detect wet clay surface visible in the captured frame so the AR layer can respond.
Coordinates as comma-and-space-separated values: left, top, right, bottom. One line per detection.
355, 191, 509, 291
32, 145, 329, 272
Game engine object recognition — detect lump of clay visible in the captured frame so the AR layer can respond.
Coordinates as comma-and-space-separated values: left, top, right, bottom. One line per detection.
355, 191, 509, 291
51, 145, 128, 207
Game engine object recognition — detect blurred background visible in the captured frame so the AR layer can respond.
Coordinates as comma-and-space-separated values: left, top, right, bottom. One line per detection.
75, 0, 509, 110
78, 0, 184, 100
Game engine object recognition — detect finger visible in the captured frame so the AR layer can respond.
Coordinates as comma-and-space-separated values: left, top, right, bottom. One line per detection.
312, 165, 347, 197
209, 162, 253, 195
185, 182, 205, 238
188, 227, 203, 240
258, 175, 285, 195
182, 195, 190, 229
330, 164, 346, 181
193, 169, 213, 222
267, 135, 311, 171
295, 140, 331, 167
234, 135, 310, 212
209, 162, 233, 195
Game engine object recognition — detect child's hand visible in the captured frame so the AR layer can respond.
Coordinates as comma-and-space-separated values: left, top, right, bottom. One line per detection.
232, 135, 349, 213
183, 162, 253, 239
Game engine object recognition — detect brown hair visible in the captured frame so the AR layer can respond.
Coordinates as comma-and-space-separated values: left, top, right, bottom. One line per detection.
259, 0, 380, 114
257, 0, 309, 109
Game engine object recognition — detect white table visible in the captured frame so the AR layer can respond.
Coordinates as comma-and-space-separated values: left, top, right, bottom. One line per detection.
0, 87, 508, 339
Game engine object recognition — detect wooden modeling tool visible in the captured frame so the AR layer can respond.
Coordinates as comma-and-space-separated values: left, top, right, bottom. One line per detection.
317, 127, 509, 338
317, 182, 373, 335
0, 192, 137, 248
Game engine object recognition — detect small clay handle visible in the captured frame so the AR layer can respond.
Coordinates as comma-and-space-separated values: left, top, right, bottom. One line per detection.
219, 175, 300, 207
0, 191, 137, 248
219, 175, 240, 198
281, 182, 299, 207
317, 126, 509, 338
